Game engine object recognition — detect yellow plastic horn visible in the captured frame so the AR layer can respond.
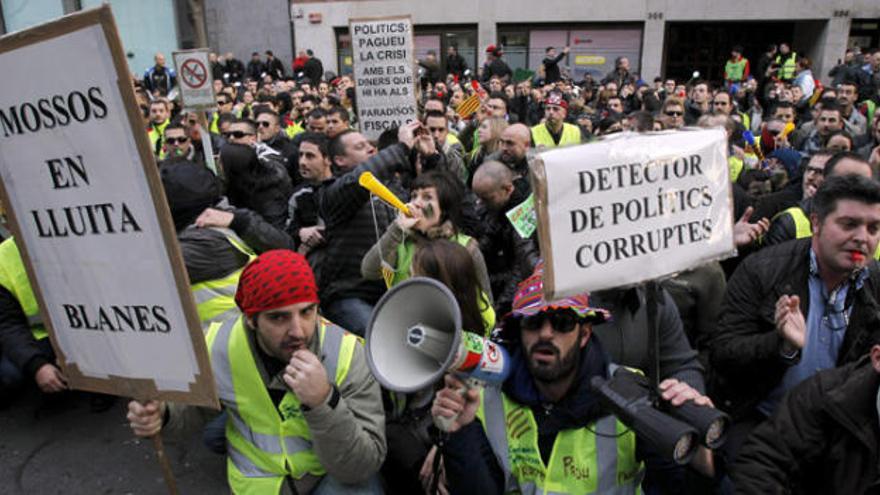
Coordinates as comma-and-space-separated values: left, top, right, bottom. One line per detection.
780, 122, 795, 140
358, 172, 412, 217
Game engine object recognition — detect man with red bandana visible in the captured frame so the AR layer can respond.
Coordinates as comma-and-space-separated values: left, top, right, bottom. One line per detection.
127, 250, 386, 494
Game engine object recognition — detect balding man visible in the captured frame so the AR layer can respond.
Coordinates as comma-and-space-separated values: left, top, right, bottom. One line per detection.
143, 52, 176, 97
490, 123, 531, 177
473, 161, 540, 315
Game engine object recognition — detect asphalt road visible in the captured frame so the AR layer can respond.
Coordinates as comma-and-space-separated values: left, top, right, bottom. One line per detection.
0, 387, 226, 494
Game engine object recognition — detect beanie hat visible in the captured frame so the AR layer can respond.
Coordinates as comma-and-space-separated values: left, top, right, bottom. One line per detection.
234, 250, 319, 316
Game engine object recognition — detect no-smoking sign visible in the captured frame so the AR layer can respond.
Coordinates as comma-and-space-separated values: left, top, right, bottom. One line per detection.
180, 58, 207, 89
173, 49, 215, 109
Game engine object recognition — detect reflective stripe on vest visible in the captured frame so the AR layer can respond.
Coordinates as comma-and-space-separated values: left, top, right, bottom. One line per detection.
477, 386, 643, 494
148, 119, 170, 159
0, 238, 47, 341
191, 228, 255, 326
206, 317, 357, 493
531, 123, 581, 149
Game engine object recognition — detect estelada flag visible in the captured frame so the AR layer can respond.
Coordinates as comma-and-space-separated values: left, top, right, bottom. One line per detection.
456, 92, 481, 119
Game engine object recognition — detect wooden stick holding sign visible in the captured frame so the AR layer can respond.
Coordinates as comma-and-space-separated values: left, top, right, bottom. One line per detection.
0, 6, 219, 494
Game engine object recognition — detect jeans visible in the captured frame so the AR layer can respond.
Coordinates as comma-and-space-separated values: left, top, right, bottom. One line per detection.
321, 298, 375, 337
312, 473, 384, 495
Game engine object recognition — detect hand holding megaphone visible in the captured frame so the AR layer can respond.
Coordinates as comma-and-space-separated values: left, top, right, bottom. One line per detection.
365, 278, 511, 432
431, 374, 481, 433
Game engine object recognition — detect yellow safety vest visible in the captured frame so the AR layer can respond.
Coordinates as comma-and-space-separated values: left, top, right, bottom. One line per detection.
190, 228, 256, 327
773, 206, 880, 259
148, 119, 170, 160
775, 52, 797, 81
206, 317, 358, 494
725, 57, 748, 82
209, 112, 221, 135
394, 234, 495, 334
476, 386, 643, 494
0, 238, 47, 340
728, 155, 744, 183
285, 121, 305, 139
531, 123, 581, 149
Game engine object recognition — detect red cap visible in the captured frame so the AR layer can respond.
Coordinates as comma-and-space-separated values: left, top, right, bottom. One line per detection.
235, 250, 319, 316
545, 92, 569, 110
485, 44, 496, 54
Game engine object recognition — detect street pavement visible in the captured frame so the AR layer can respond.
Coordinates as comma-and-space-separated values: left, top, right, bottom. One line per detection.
0, 387, 226, 494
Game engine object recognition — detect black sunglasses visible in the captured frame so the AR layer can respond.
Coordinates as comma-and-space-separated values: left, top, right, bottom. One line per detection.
521, 309, 582, 334
165, 137, 189, 144
223, 131, 253, 139
664, 111, 683, 117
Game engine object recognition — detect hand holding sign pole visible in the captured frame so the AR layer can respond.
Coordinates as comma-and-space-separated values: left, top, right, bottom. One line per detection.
0, 6, 217, 493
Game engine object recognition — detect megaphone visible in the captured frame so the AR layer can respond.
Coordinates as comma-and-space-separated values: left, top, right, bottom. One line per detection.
365, 277, 510, 429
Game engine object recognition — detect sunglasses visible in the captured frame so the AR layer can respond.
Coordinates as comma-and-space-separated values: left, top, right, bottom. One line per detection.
223, 131, 253, 139
521, 309, 582, 334
664, 111, 683, 117
216, 100, 230, 106
165, 137, 189, 144
257, 121, 273, 128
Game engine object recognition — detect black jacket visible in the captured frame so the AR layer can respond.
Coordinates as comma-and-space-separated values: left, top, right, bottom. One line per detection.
481, 59, 512, 83
316, 144, 411, 305
710, 238, 880, 419
476, 177, 539, 316
303, 57, 324, 86
221, 143, 293, 230
445, 54, 467, 77
542, 51, 566, 84
733, 354, 880, 495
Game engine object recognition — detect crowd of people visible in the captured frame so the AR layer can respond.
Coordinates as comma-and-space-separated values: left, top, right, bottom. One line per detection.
2, 38, 880, 495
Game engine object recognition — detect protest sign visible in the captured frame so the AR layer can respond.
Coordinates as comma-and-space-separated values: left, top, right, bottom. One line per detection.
531, 129, 735, 299
0, 6, 218, 408
349, 15, 418, 140
172, 49, 215, 109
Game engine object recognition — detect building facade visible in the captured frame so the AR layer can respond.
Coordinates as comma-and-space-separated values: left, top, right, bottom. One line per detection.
292, 0, 880, 85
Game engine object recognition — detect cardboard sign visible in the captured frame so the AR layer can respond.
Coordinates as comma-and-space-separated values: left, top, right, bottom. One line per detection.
0, 6, 218, 408
349, 16, 418, 140
172, 49, 215, 109
531, 129, 735, 299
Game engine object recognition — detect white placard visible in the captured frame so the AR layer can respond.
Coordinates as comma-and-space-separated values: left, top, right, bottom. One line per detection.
350, 16, 418, 140
532, 129, 735, 299
172, 49, 215, 109
0, 8, 217, 407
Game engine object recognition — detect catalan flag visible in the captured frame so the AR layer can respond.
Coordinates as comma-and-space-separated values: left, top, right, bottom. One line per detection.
456, 93, 481, 119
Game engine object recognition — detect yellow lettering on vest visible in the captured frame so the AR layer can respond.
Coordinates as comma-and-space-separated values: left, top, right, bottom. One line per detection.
563, 455, 591, 481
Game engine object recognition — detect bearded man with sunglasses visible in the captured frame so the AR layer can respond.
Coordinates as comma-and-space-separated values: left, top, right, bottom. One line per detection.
432, 270, 712, 494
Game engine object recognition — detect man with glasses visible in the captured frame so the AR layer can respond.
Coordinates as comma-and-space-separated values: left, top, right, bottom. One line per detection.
765, 152, 872, 246
433, 269, 713, 494
160, 123, 194, 165
255, 109, 298, 181
210, 94, 235, 134
660, 97, 686, 129
223, 119, 257, 146
711, 173, 880, 469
